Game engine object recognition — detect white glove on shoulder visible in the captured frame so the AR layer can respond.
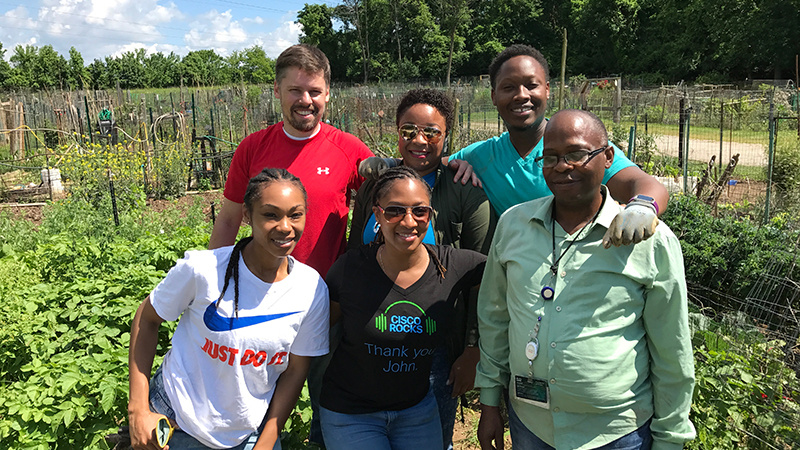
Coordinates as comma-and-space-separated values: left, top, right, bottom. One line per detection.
602, 201, 659, 248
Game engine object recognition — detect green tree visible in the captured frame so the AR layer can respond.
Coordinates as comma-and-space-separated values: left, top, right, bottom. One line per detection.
7, 44, 38, 88
144, 52, 181, 88
106, 49, 147, 89
0, 42, 10, 88
87, 58, 108, 89
181, 50, 227, 87
67, 47, 90, 90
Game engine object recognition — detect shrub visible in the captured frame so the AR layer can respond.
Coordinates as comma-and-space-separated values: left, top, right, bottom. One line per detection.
771, 137, 800, 194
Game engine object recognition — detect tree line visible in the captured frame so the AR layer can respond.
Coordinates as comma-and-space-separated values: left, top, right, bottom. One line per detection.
0, 43, 276, 91
297, 0, 800, 84
0, 0, 797, 92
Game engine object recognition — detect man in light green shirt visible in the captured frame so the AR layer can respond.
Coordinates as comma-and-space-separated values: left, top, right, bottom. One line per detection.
475, 109, 695, 450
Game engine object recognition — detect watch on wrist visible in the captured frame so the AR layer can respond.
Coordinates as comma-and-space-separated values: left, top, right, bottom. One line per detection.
628, 194, 658, 214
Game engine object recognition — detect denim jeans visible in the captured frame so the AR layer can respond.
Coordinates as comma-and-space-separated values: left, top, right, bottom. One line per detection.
319, 388, 443, 450
149, 366, 281, 450
307, 322, 343, 447
507, 400, 652, 450
429, 346, 456, 450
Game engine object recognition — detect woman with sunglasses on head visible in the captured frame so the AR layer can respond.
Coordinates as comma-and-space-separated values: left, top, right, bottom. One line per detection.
128, 168, 329, 450
347, 89, 493, 449
320, 165, 486, 450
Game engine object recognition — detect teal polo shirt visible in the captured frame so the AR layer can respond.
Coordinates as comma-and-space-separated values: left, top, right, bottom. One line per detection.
450, 132, 635, 216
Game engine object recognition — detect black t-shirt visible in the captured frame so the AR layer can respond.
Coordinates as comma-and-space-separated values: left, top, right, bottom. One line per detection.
320, 244, 486, 414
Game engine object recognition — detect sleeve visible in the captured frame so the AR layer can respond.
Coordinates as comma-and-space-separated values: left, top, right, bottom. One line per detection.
459, 186, 496, 256
223, 135, 256, 203
642, 229, 697, 450
602, 143, 636, 184
324, 254, 347, 305
474, 229, 512, 407
346, 138, 376, 194
288, 274, 331, 357
347, 182, 372, 251
149, 251, 200, 322
449, 141, 478, 164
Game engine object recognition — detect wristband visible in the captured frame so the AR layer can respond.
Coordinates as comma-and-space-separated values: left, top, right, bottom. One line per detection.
628, 194, 658, 214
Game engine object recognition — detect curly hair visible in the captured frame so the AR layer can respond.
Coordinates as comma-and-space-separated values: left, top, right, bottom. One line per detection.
488, 44, 550, 88
395, 89, 455, 132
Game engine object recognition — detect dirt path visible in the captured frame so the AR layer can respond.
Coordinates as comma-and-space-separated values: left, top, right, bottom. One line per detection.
653, 134, 767, 166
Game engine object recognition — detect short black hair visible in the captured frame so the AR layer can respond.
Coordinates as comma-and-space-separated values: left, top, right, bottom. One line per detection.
395, 89, 455, 132
488, 44, 550, 88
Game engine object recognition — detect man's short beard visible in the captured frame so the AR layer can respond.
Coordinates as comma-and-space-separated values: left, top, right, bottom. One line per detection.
286, 112, 320, 132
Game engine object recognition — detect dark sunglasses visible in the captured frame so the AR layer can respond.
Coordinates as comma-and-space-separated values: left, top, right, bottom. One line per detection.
377, 205, 433, 223
398, 124, 443, 144
534, 146, 608, 168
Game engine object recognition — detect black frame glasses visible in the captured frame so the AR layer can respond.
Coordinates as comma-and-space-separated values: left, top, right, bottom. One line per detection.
534, 146, 608, 168
377, 205, 433, 223
398, 124, 443, 144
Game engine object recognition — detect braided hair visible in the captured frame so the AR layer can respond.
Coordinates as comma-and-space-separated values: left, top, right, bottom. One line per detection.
216, 168, 307, 318
371, 166, 446, 279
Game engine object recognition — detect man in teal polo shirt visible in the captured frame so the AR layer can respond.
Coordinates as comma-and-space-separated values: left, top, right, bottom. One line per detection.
448, 44, 667, 247
475, 109, 695, 450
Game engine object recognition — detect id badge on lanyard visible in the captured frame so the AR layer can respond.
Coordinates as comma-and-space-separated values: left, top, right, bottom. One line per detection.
511, 316, 550, 409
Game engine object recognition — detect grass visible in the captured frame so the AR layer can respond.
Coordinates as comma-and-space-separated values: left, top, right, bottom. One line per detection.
620, 121, 769, 145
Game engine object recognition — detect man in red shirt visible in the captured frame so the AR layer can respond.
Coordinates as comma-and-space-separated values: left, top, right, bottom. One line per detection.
209, 44, 374, 278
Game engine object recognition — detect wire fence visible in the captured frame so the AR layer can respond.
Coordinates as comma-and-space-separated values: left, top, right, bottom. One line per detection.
2, 80, 800, 447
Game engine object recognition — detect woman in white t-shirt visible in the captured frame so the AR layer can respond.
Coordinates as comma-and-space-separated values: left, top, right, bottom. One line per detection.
128, 168, 330, 450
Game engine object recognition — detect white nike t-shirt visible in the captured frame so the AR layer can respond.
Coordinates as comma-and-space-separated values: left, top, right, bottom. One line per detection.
150, 246, 329, 449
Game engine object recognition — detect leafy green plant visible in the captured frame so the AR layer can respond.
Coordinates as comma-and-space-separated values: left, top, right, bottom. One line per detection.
771, 137, 800, 194
689, 321, 800, 449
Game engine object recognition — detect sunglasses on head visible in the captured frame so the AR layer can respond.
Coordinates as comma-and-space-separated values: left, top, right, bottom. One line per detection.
398, 124, 443, 144
377, 205, 433, 223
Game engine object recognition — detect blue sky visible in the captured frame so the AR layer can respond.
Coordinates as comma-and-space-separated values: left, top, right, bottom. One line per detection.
0, 0, 336, 62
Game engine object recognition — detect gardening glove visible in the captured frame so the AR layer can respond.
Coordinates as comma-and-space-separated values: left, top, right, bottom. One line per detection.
602, 201, 659, 248
358, 157, 398, 180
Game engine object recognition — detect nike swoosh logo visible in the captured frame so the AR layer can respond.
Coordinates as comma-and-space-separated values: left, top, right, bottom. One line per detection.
203, 302, 301, 332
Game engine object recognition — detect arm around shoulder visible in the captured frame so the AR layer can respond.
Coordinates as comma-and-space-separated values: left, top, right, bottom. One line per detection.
606, 165, 669, 216
209, 198, 244, 249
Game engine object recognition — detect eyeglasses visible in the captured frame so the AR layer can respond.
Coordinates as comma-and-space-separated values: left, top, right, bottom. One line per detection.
534, 146, 608, 168
398, 124, 443, 144
377, 205, 433, 223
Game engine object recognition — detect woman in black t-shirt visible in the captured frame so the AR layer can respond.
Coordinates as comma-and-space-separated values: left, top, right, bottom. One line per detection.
320, 166, 486, 450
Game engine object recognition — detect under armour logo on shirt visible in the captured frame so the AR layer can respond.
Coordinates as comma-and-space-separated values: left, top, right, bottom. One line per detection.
317, 167, 330, 175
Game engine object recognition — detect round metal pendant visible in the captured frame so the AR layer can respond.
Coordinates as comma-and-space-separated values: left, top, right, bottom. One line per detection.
525, 340, 539, 360
541, 286, 554, 300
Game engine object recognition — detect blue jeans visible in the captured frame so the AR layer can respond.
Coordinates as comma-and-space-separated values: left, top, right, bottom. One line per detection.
429, 346, 456, 450
319, 388, 443, 450
149, 366, 281, 450
508, 401, 652, 450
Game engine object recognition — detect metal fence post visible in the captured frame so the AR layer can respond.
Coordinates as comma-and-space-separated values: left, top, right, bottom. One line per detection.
765, 96, 775, 224
719, 102, 724, 172
683, 109, 690, 195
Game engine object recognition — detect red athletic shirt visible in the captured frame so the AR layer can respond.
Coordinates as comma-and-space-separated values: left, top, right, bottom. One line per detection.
224, 122, 374, 277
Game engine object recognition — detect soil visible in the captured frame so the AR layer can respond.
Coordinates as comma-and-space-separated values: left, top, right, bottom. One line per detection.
0, 190, 227, 226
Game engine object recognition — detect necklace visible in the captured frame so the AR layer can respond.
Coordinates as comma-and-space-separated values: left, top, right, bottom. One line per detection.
541, 201, 603, 300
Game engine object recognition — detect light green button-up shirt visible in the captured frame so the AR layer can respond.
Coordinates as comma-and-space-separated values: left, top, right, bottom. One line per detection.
475, 187, 695, 450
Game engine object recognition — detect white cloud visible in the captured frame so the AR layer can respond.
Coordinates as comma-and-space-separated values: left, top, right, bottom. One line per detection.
243, 16, 264, 25
0, 1, 301, 63
183, 9, 248, 54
